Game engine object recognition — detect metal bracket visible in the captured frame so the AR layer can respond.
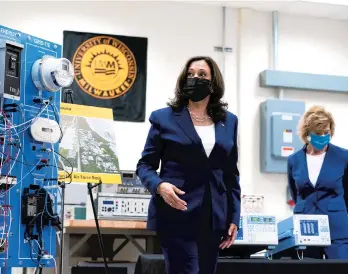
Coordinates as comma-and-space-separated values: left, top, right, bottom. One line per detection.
214, 47, 233, 52
69, 234, 93, 256
112, 238, 130, 257
125, 235, 146, 254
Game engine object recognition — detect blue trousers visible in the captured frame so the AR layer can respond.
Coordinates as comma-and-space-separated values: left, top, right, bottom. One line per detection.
160, 233, 222, 274
160, 182, 224, 274
305, 239, 348, 259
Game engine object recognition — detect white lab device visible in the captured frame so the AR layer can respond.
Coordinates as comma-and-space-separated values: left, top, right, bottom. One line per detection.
30, 117, 61, 143
95, 193, 151, 220
235, 214, 278, 246
270, 214, 331, 257
291, 214, 331, 246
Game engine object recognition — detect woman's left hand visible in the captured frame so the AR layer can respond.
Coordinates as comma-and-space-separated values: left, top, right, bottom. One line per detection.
219, 223, 238, 249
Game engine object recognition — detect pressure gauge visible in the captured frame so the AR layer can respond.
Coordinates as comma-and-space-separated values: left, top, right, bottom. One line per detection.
32, 56, 74, 92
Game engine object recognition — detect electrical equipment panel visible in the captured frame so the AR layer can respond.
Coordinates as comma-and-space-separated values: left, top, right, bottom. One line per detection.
260, 99, 305, 173
95, 192, 151, 220
97, 170, 151, 195
93, 171, 151, 221
0, 25, 74, 271
117, 170, 150, 195
0, 40, 23, 101
235, 214, 278, 247
269, 214, 331, 258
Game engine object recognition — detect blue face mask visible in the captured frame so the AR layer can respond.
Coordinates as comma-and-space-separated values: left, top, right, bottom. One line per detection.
309, 133, 330, 150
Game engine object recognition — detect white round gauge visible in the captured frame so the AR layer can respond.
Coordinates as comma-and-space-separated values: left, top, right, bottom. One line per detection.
32, 56, 74, 92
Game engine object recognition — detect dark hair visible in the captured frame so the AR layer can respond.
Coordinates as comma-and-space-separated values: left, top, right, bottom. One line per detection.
167, 56, 228, 122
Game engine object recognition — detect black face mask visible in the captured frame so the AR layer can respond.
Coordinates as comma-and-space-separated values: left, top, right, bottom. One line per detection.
183, 77, 212, 102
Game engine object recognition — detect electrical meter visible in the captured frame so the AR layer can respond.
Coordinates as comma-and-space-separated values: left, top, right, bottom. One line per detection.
32, 56, 74, 92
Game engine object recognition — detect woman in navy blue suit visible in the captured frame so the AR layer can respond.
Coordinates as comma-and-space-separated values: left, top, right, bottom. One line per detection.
288, 106, 348, 259
136, 56, 241, 274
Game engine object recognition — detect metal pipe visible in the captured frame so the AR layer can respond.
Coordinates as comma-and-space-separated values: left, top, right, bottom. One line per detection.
236, 8, 241, 119
279, 88, 285, 100
236, 8, 242, 170
272, 11, 284, 99
272, 11, 278, 70
222, 6, 226, 77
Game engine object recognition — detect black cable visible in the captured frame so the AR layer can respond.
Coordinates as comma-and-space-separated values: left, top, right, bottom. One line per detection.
46, 103, 74, 183
0, 104, 48, 136
0, 150, 36, 167
3, 103, 17, 108
0, 104, 74, 182
53, 150, 73, 184
0, 113, 74, 183
49, 103, 64, 143
0, 144, 72, 180
23, 189, 52, 268
1, 100, 72, 272
28, 240, 39, 264
1, 100, 68, 271
24, 212, 44, 264
0, 149, 70, 185
0, 147, 45, 186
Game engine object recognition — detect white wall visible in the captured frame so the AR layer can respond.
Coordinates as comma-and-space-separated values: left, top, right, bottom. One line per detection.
1, 1, 348, 272
234, 9, 348, 220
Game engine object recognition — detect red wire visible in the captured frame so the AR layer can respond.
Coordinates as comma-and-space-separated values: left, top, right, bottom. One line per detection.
1, 111, 18, 273
4, 112, 12, 274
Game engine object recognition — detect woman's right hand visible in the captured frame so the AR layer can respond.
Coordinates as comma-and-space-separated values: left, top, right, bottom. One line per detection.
157, 182, 187, 211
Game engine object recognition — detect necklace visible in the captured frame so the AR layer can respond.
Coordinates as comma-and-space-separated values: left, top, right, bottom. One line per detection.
187, 107, 211, 123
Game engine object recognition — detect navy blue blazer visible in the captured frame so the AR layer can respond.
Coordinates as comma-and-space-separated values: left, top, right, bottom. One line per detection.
288, 143, 348, 240
136, 106, 241, 236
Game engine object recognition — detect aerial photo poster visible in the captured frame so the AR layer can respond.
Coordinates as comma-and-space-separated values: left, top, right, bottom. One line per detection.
58, 102, 121, 184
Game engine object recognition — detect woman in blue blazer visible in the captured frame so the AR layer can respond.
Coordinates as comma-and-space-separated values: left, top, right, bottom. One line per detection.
136, 56, 241, 274
288, 106, 348, 259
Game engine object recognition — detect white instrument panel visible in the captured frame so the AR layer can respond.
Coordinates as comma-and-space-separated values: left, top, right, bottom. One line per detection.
293, 214, 331, 246
234, 214, 278, 246
97, 193, 151, 220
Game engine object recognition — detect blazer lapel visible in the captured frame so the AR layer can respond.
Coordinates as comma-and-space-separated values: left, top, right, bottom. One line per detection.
209, 120, 227, 159
299, 146, 313, 188
173, 107, 230, 159
173, 107, 202, 146
315, 143, 334, 187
